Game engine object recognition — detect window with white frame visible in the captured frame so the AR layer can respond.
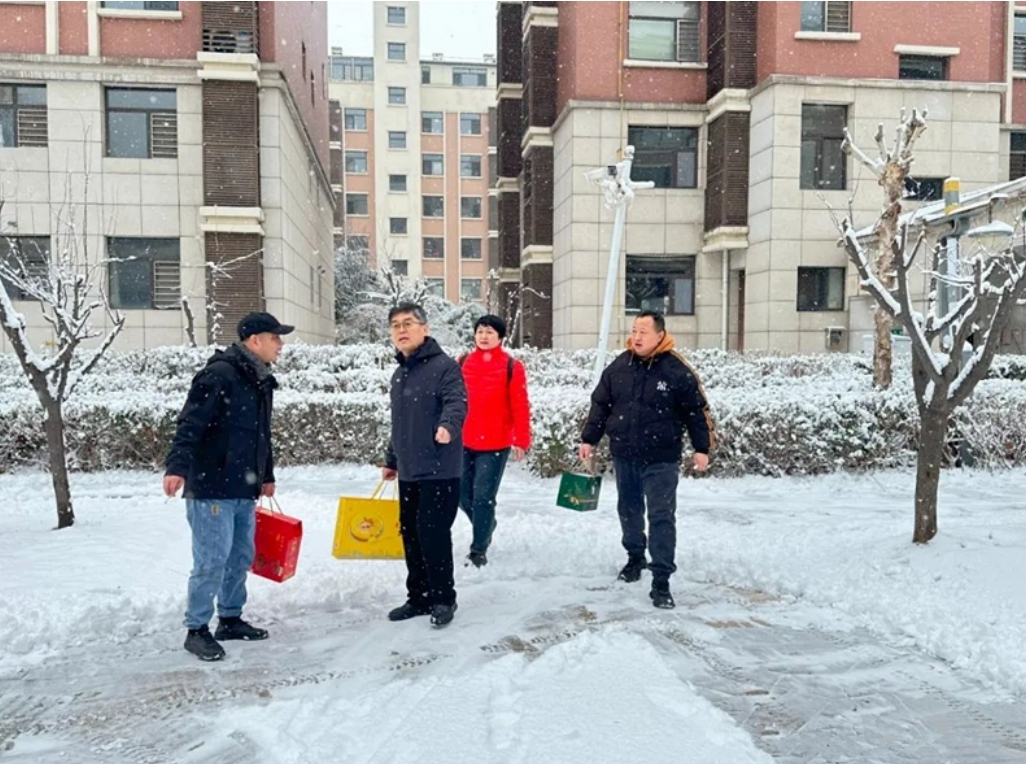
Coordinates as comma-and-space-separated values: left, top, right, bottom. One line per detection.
800, 104, 847, 190
460, 196, 482, 218
345, 150, 368, 173
422, 111, 444, 133
1011, 132, 1026, 181
460, 238, 482, 260
797, 267, 845, 311
461, 278, 482, 302
799, 1, 851, 33
388, 130, 407, 149
389, 174, 407, 191
391, 259, 408, 275
452, 67, 488, 87
423, 196, 444, 217
425, 278, 445, 297
627, 2, 700, 63
388, 87, 406, 105
345, 193, 368, 215
1016, 16, 1026, 71
343, 108, 366, 130
387, 6, 406, 25
387, 42, 406, 61
422, 153, 444, 175
459, 113, 482, 135
628, 126, 698, 188
107, 238, 181, 309
106, 87, 177, 159
390, 217, 408, 235
625, 255, 695, 315
460, 155, 482, 177
423, 237, 444, 259
0, 84, 47, 148
421, 66, 432, 84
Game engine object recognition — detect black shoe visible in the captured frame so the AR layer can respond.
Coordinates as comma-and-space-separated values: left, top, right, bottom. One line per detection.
184, 625, 225, 661
388, 601, 431, 622
617, 555, 648, 583
430, 602, 458, 628
214, 616, 269, 641
467, 551, 488, 568
650, 580, 675, 609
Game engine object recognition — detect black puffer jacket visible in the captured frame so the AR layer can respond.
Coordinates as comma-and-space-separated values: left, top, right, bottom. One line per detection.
385, 337, 468, 481
581, 337, 713, 464
165, 344, 277, 499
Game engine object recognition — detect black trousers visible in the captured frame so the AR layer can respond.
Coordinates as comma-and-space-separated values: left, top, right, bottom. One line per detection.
398, 478, 461, 607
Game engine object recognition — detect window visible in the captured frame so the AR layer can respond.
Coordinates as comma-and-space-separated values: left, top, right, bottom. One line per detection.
461, 278, 482, 302
626, 256, 695, 315
1016, 16, 1026, 71
344, 108, 367, 130
423, 237, 444, 258
799, 1, 851, 33
387, 5, 406, 24
0, 84, 47, 149
421, 65, 432, 84
105, 88, 177, 159
101, 1, 179, 9
459, 113, 482, 135
391, 259, 409, 276
422, 111, 444, 133
387, 42, 406, 61
797, 267, 845, 311
800, 104, 847, 190
903, 177, 945, 202
390, 217, 408, 235
344, 150, 368, 173
461, 238, 482, 260
422, 153, 444, 175
345, 193, 368, 215
425, 278, 445, 297
460, 155, 482, 178
898, 55, 948, 81
388, 87, 406, 105
107, 238, 180, 309
0, 236, 49, 301
388, 130, 407, 149
452, 67, 488, 87
331, 56, 374, 82
423, 196, 444, 217
389, 174, 408, 192
1011, 132, 1026, 181
460, 197, 482, 218
628, 126, 698, 188
627, 1, 700, 63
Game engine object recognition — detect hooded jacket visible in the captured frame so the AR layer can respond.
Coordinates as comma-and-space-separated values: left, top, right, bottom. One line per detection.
460, 346, 531, 452
385, 336, 468, 481
165, 344, 277, 499
581, 334, 714, 464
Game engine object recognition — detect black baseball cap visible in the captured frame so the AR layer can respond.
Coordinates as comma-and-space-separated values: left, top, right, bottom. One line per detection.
237, 312, 295, 340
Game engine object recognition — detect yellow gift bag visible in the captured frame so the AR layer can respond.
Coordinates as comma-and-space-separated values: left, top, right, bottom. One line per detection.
332, 481, 405, 559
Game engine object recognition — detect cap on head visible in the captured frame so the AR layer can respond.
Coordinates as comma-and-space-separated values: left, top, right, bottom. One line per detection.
474, 314, 507, 340
237, 311, 295, 341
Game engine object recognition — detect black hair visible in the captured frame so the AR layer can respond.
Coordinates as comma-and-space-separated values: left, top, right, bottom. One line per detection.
474, 314, 507, 340
636, 310, 665, 333
388, 302, 427, 324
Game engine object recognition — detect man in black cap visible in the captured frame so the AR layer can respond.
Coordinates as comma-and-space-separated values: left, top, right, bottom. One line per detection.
164, 311, 293, 661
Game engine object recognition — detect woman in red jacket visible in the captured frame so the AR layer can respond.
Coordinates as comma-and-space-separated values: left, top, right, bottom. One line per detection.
459, 314, 531, 567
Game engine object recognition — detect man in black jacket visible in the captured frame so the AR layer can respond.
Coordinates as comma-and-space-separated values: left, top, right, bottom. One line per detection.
164, 311, 292, 661
382, 302, 468, 628
579, 311, 713, 609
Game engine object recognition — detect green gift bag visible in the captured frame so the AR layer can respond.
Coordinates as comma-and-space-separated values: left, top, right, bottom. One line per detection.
556, 468, 602, 512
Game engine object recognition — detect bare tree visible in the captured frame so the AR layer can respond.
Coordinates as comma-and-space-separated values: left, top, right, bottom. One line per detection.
837, 113, 1026, 544
841, 108, 928, 389
204, 246, 264, 345
0, 187, 126, 529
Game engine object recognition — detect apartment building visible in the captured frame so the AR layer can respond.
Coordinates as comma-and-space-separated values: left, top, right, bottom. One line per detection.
328, 2, 496, 305
498, 1, 1026, 352
0, 1, 334, 351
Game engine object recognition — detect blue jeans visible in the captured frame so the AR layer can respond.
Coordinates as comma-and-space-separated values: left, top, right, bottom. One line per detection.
184, 498, 257, 629
460, 448, 510, 553
612, 459, 680, 582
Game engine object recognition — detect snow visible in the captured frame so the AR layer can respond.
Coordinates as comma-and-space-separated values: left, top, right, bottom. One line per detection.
3, 464, 1026, 761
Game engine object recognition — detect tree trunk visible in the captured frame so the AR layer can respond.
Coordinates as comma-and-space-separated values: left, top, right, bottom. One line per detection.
43, 403, 74, 529
873, 308, 893, 389
914, 404, 947, 544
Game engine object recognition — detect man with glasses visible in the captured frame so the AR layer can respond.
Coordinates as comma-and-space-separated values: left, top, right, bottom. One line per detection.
381, 302, 467, 628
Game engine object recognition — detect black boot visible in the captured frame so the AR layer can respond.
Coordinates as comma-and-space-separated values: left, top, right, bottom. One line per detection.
650, 579, 675, 609
430, 602, 458, 628
388, 601, 431, 621
214, 616, 269, 641
184, 625, 225, 661
617, 555, 648, 583
467, 550, 488, 568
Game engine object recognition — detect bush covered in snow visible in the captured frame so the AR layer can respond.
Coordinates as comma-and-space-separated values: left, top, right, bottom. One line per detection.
1, 344, 1024, 478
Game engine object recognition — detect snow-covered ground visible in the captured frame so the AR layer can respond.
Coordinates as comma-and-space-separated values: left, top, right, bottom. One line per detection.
3, 465, 1026, 762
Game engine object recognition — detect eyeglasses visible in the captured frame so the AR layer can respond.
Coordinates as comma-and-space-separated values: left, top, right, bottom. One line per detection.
389, 319, 424, 331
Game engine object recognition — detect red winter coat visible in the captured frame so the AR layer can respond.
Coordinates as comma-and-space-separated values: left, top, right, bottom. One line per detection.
460, 347, 531, 452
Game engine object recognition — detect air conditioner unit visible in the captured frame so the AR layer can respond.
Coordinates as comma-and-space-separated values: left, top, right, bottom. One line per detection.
825, 326, 847, 352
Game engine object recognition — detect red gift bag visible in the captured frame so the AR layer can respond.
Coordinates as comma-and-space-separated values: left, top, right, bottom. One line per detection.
251, 498, 303, 583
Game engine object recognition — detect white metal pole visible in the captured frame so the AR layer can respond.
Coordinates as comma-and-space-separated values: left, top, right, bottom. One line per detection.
592, 200, 628, 388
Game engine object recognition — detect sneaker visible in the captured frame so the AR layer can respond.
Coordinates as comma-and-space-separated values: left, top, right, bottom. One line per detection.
388, 601, 431, 622
214, 617, 269, 641
184, 625, 225, 662
617, 555, 648, 583
430, 602, 458, 628
650, 580, 675, 610
467, 551, 488, 568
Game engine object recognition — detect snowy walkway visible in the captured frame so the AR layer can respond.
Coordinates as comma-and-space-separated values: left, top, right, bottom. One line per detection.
2, 466, 1026, 762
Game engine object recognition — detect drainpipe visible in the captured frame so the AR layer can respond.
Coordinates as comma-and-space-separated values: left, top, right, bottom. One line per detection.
1008, 0, 1015, 125
721, 249, 729, 351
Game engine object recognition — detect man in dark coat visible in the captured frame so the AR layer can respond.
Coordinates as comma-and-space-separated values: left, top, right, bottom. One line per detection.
382, 302, 468, 628
164, 311, 293, 661
579, 311, 713, 609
